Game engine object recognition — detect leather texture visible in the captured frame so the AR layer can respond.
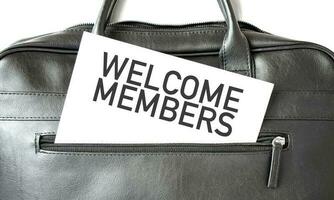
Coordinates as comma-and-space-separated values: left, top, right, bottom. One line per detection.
1, 2, 334, 200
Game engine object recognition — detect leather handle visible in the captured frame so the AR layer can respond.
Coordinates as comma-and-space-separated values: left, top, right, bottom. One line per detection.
217, 0, 251, 75
92, 0, 117, 35
92, 0, 251, 75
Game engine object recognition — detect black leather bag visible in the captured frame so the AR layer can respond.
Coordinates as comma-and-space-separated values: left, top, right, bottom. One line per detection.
1, 0, 333, 199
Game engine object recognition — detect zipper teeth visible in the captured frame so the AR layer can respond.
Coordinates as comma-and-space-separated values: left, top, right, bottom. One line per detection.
40, 143, 272, 153
41, 142, 270, 148
41, 146, 271, 153
66, 21, 265, 33
39, 134, 286, 153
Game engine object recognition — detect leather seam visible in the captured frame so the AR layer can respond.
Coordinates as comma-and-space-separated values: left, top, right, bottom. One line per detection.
2, 43, 334, 63
244, 36, 251, 76
272, 91, 334, 94
2, 116, 333, 120
0, 117, 60, 119
229, 69, 249, 71
222, 33, 227, 69
0, 92, 66, 96
36, 130, 290, 136
37, 150, 273, 156
1, 90, 333, 95
265, 116, 334, 120
251, 54, 256, 78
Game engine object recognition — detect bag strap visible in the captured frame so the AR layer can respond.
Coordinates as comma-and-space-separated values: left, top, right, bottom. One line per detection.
92, 0, 251, 75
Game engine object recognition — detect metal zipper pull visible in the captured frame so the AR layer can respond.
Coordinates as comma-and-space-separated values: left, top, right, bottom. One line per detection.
267, 136, 286, 189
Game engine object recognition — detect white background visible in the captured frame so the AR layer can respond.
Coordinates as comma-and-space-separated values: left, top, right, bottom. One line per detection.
0, 0, 334, 51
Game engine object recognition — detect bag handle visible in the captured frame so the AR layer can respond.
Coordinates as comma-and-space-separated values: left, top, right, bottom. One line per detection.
92, 0, 251, 75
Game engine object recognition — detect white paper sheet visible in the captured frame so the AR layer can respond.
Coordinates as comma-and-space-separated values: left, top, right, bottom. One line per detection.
55, 32, 274, 144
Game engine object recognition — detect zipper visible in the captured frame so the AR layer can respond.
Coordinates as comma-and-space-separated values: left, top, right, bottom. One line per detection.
38, 133, 288, 188
0, 21, 265, 59
39, 134, 286, 153
66, 21, 265, 33
267, 136, 286, 189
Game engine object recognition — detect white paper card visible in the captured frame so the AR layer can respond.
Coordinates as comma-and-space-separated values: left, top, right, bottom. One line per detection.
55, 32, 274, 144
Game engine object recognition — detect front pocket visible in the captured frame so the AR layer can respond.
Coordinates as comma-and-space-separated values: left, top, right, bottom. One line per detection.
35, 131, 290, 189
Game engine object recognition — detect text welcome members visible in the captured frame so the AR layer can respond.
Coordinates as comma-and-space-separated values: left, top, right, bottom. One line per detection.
93, 53, 244, 136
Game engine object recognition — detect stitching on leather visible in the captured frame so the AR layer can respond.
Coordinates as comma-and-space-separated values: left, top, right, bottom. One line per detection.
36, 130, 292, 136
0, 92, 66, 96
1, 116, 333, 121
0, 117, 60, 119
274, 90, 334, 92
38, 150, 273, 156
261, 129, 290, 134
4, 35, 333, 63
37, 132, 57, 135
37, 131, 291, 136
64, 29, 90, 32
272, 91, 334, 94
265, 116, 334, 120
1, 90, 332, 95
6, 116, 333, 120
222, 34, 227, 69
251, 55, 256, 78
245, 39, 251, 77
229, 69, 249, 72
